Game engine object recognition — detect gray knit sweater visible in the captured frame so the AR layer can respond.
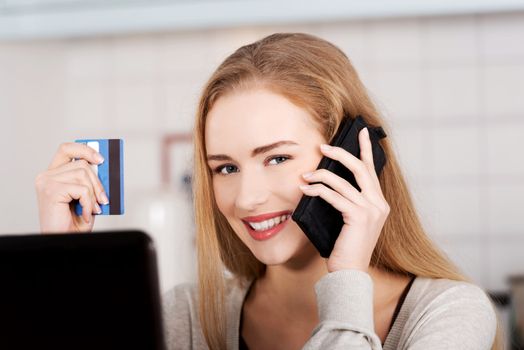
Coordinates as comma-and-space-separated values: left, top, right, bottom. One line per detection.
162, 270, 497, 349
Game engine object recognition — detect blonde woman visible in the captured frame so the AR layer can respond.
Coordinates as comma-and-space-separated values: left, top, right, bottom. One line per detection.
36, 33, 502, 350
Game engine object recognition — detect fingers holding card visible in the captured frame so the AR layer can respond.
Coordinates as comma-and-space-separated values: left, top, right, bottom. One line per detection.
74, 139, 124, 216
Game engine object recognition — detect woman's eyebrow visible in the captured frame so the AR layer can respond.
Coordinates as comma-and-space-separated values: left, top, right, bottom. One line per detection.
207, 140, 299, 161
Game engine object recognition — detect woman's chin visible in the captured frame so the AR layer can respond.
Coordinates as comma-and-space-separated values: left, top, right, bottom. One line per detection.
248, 234, 315, 266
252, 248, 294, 266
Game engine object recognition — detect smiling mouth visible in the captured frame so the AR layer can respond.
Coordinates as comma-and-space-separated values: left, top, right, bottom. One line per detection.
244, 213, 291, 231
242, 212, 293, 241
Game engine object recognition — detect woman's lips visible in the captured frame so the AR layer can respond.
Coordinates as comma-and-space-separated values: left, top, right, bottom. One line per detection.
242, 210, 291, 222
242, 216, 290, 241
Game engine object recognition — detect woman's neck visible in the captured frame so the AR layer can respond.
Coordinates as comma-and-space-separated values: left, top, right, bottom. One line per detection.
249, 244, 410, 321
252, 243, 328, 320
241, 245, 413, 347
240, 245, 329, 349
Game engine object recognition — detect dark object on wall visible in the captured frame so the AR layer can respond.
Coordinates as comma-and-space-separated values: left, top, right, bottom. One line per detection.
488, 291, 511, 307
510, 275, 524, 350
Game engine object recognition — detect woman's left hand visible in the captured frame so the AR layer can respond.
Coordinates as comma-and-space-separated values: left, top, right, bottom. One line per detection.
299, 127, 390, 273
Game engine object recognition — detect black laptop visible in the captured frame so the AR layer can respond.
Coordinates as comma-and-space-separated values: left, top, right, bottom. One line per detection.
0, 230, 166, 350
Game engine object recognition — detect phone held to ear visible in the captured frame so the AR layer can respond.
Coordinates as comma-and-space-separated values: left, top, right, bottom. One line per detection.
291, 115, 387, 258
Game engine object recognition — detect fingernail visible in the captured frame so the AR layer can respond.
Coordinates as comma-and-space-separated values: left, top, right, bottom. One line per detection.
299, 185, 312, 190
95, 153, 104, 164
320, 144, 332, 152
94, 203, 102, 215
100, 192, 109, 205
302, 172, 313, 179
362, 127, 369, 137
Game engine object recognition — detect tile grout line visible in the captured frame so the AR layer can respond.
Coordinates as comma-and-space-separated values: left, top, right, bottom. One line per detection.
475, 13, 491, 290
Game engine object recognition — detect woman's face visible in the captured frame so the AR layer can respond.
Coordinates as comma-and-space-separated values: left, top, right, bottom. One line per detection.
205, 88, 326, 265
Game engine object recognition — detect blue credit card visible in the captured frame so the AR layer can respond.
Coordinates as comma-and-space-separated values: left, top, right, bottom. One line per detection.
74, 139, 124, 216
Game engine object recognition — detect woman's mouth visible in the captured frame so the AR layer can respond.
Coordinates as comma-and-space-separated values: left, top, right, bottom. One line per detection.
242, 213, 292, 241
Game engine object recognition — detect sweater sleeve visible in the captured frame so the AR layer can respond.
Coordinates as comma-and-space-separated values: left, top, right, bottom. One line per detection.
302, 270, 497, 350
303, 269, 383, 350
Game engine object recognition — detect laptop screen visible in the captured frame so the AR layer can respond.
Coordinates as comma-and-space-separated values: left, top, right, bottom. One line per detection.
0, 230, 166, 350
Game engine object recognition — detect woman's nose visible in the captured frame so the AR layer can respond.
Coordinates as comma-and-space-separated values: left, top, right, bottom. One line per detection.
234, 173, 269, 211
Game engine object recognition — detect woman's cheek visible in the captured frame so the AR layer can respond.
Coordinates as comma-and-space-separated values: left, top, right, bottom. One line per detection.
212, 180, 231, 213
269, 169, 304, 202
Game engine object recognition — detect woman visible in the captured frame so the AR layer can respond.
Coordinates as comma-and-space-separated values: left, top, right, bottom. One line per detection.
36, 33, 502, 349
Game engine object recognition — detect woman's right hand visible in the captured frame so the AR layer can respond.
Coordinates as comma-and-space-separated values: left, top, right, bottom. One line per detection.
35, 143, 109, 233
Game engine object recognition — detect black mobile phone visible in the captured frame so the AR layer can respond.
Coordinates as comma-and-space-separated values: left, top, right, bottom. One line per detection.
291, 115, 387, 258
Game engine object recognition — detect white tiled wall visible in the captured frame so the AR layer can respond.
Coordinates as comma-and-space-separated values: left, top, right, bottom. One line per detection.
432, 126, 481, 178
427, 66, 480, 119
480, 12, 524, 61
1, 12, 523, 296
484, 64, 524, 116
431, 183, 483, 236
424, 16, 478, 65
487, 122, 524, 176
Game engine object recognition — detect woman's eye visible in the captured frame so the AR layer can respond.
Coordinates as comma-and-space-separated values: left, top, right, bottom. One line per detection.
268, 155, 290, 165
213, 156, 290, 176
215, 164, 238, 175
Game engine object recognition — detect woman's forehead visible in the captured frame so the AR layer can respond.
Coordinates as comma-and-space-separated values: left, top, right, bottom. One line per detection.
205, 89, 321, 148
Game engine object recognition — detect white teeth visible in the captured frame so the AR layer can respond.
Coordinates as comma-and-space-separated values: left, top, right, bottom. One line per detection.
248, 214, 290, 232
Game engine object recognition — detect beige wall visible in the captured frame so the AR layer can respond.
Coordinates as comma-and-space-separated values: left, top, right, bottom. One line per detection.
1, 13, 523, 295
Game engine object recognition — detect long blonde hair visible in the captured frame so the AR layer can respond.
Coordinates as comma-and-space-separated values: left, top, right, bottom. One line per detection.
192, 33, 503, 350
